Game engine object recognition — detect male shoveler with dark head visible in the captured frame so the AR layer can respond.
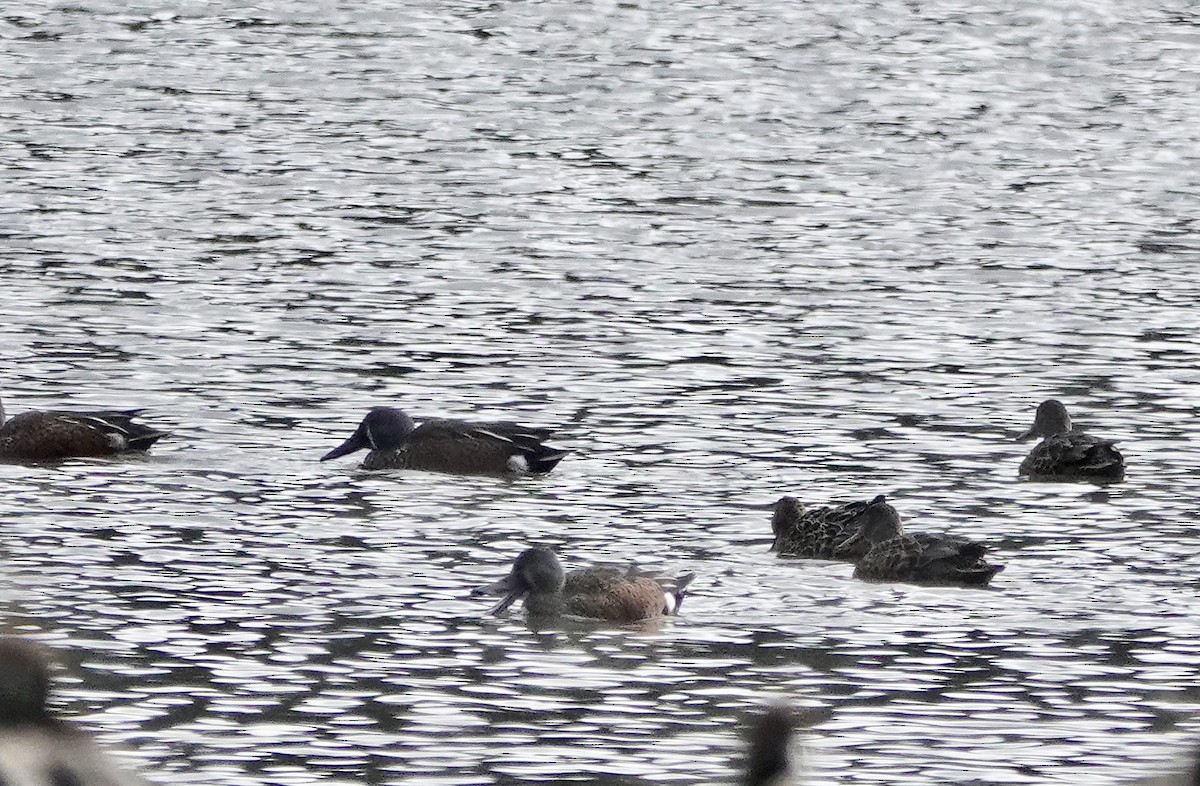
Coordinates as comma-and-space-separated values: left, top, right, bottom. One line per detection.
321, 406, 567, 476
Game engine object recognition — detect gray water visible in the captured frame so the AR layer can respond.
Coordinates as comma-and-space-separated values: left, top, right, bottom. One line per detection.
2, 0, 1200, 784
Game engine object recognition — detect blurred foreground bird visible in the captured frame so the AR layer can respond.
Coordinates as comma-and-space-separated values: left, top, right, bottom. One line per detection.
0, 637, 150, 786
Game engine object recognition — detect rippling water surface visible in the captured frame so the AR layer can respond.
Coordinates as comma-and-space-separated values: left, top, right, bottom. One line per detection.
2, 0, 1200, 784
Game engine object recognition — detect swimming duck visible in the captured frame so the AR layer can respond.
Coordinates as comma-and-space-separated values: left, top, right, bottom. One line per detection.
321, 406, 567, 476
0, 638, 149, 786
472, 546, 694, 622
0, 396, 167, 462
836, 498, 1004, 586
770, 494, 885, 560
1017, 399, 1124, 482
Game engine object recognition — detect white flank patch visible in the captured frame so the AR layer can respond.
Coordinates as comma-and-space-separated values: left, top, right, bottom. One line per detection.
507, 455, 529, 473
663, 592, 678, 614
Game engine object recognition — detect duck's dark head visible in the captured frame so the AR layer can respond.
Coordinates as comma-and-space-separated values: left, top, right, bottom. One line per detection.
471, 546, 566, 615
321, 407, 416, 461
1018, 399, 1072, 442
835, 497, 903, 556
769, 497, 804, 552
0, 638, 54, 727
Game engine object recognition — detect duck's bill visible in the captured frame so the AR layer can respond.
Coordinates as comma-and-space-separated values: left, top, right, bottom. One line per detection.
1016, 426, 1037, 442
321, 432, 366, 461
834, 531, 865, 556
470, 576, 524, 615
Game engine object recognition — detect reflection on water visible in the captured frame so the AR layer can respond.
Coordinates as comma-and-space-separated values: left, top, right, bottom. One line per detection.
3, 0, 1200, 784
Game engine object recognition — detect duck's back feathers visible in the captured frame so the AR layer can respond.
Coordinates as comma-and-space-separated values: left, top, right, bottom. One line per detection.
562, 564, 693, 621
0, 409, 166, 462
855, 533, 1004, 586
771, 495, 880, 559
402, 419, 567, 475
1019, 430, 1124, 482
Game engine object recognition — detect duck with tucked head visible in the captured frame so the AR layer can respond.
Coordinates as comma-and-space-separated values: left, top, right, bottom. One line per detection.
472, 546, 694, 622
835, 498, 1004, 586
770, 494, 886, 560
1017, 399, 1124, 482
0, 396, 167, 462
0, 638, 150, 786
321, 406, 567, 476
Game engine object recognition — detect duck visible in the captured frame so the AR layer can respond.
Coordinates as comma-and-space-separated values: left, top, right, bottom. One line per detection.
835, 497, 1004, 586
0, 396, 167, 462
0, 637, 149, 785
743, 704, 802, 786
471, 546, 694, 622
770, 494, 885, 560
1017, 399, 1124, 482
320, 406, 567, 476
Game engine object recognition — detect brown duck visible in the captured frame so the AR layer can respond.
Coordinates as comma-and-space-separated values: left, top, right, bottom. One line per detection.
0, 396, 166, 462
770, 494, 884, 560
1017, 399, 1124, 482
472, 546, 694, 622
836, 498, 1004, 586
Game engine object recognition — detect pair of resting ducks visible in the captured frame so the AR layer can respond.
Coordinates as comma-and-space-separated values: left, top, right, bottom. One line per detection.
0, 637, 804, 786
771, 494, 1003, 586
0, 396, 1122, 620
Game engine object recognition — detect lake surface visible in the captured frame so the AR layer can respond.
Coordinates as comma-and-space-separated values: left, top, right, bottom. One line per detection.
2, 0, 1199, 784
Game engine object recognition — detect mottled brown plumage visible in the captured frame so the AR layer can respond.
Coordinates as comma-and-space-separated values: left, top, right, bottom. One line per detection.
322, 407, 567, 476
770, 494, 884, 560
1017, 399, 1124, 482
0, 398, 166, 462
472, 546, 694, 622
837, 499, 1004, 586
